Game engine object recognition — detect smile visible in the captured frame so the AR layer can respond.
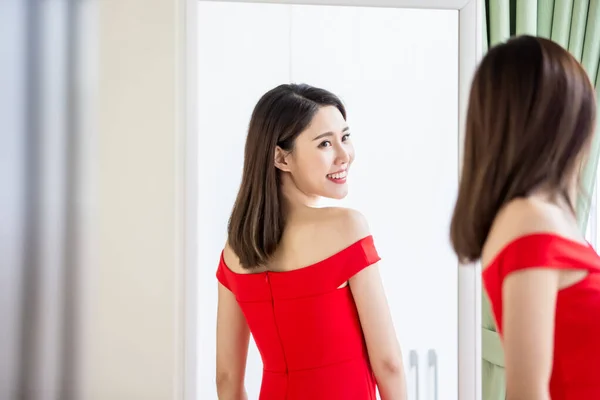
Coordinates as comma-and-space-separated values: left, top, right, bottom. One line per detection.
326, 170, 347, 183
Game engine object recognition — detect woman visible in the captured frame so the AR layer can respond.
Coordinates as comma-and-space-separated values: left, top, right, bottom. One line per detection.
215, 83, 406, 399
451, 35, 599, 399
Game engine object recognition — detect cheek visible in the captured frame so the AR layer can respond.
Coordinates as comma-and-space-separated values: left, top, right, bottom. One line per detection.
309, 155, 331, 179
293, 150, 330, 180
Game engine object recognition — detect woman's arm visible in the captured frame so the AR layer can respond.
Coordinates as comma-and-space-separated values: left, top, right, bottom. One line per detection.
502, 268, 559, 400
216, 280, 250, 399
350, 263, 407, 400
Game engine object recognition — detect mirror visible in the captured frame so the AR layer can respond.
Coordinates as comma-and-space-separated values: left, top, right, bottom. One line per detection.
196, 2, 469, 399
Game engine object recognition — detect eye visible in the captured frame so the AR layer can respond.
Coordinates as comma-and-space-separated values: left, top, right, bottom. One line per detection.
342, 133, 351, 141
319, 141, 332, 148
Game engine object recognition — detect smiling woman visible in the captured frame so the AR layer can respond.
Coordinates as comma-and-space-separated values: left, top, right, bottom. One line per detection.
196, 1, 482, 399
215, 83, 406, 399
74, 0, 482, 399
227, 83, 352, 268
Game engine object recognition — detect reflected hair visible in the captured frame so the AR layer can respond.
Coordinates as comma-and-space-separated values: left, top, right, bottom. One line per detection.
228, 83, 346, 269
450, 35, 597, 264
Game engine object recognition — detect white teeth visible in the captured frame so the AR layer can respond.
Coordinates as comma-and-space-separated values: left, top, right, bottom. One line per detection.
327, 171, 347, 179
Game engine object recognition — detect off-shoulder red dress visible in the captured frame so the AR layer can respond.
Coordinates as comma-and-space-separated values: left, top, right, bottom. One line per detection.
216, 235, 381, 399
482, 233, 600, 399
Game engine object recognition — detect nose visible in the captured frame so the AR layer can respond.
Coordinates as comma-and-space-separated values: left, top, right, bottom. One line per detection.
335, 145, 350, 165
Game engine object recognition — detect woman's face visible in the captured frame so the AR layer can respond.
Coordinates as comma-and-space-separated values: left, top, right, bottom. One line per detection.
275, 105, 355, 200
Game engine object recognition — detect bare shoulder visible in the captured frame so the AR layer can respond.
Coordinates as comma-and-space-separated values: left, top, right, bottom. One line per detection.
222, 241, 247, 274
482, 197, 582, 266
256, 207, 374, 272
280, 206, 373, 268
318, 206, 371, 245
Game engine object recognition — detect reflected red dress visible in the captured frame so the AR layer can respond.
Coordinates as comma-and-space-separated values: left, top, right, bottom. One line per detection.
216, 235, 380, 399
482, 233, 600, 399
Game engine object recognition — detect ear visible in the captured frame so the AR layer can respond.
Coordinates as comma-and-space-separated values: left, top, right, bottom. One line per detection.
274, 146, 292, 172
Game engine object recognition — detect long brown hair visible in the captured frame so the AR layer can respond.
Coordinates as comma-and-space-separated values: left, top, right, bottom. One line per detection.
228, 83, 346, 269
450, 35, 597, 264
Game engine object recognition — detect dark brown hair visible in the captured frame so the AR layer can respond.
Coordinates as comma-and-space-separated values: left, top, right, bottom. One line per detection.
450, 35, 597, 264
228, 83, 346, 269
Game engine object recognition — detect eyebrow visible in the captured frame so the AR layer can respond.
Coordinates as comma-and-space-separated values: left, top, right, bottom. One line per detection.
312, 126, 350, 141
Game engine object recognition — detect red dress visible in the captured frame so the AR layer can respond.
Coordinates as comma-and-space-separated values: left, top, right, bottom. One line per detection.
482, 233, 600, 399
216, 235, 380, 399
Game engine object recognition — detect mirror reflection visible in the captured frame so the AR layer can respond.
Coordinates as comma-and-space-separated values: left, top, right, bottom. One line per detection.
197, 3, 459, 399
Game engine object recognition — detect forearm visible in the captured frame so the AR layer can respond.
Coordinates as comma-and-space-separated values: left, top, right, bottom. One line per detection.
216, 374, 247, 400
505, 366, 551, 400
374, 364, 407, 400
507, 393, 549, 400
506, 385, 550, 400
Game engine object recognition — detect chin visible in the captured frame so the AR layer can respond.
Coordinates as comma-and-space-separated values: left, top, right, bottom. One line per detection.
323, 188, 349, 200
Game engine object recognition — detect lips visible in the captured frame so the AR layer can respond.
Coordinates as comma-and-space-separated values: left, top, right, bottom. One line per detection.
326, 170, 347, 180
326, 170, 348, 184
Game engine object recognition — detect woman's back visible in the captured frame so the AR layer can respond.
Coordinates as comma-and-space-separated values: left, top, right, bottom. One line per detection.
216, 83, 404, 399
481, 197, 600, 399
450, 35, 599, 398
217, 207, 380, 399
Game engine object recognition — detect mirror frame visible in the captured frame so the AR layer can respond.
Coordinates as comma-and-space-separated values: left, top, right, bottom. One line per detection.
181, 0, 483, 399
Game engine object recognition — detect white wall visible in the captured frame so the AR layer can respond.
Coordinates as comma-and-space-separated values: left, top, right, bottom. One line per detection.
198, 3, 459, 399
79, 1, 188, 399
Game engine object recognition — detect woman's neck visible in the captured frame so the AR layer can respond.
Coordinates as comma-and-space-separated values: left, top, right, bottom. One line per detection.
279, 174, 320, 214
529, 177, 579, 217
